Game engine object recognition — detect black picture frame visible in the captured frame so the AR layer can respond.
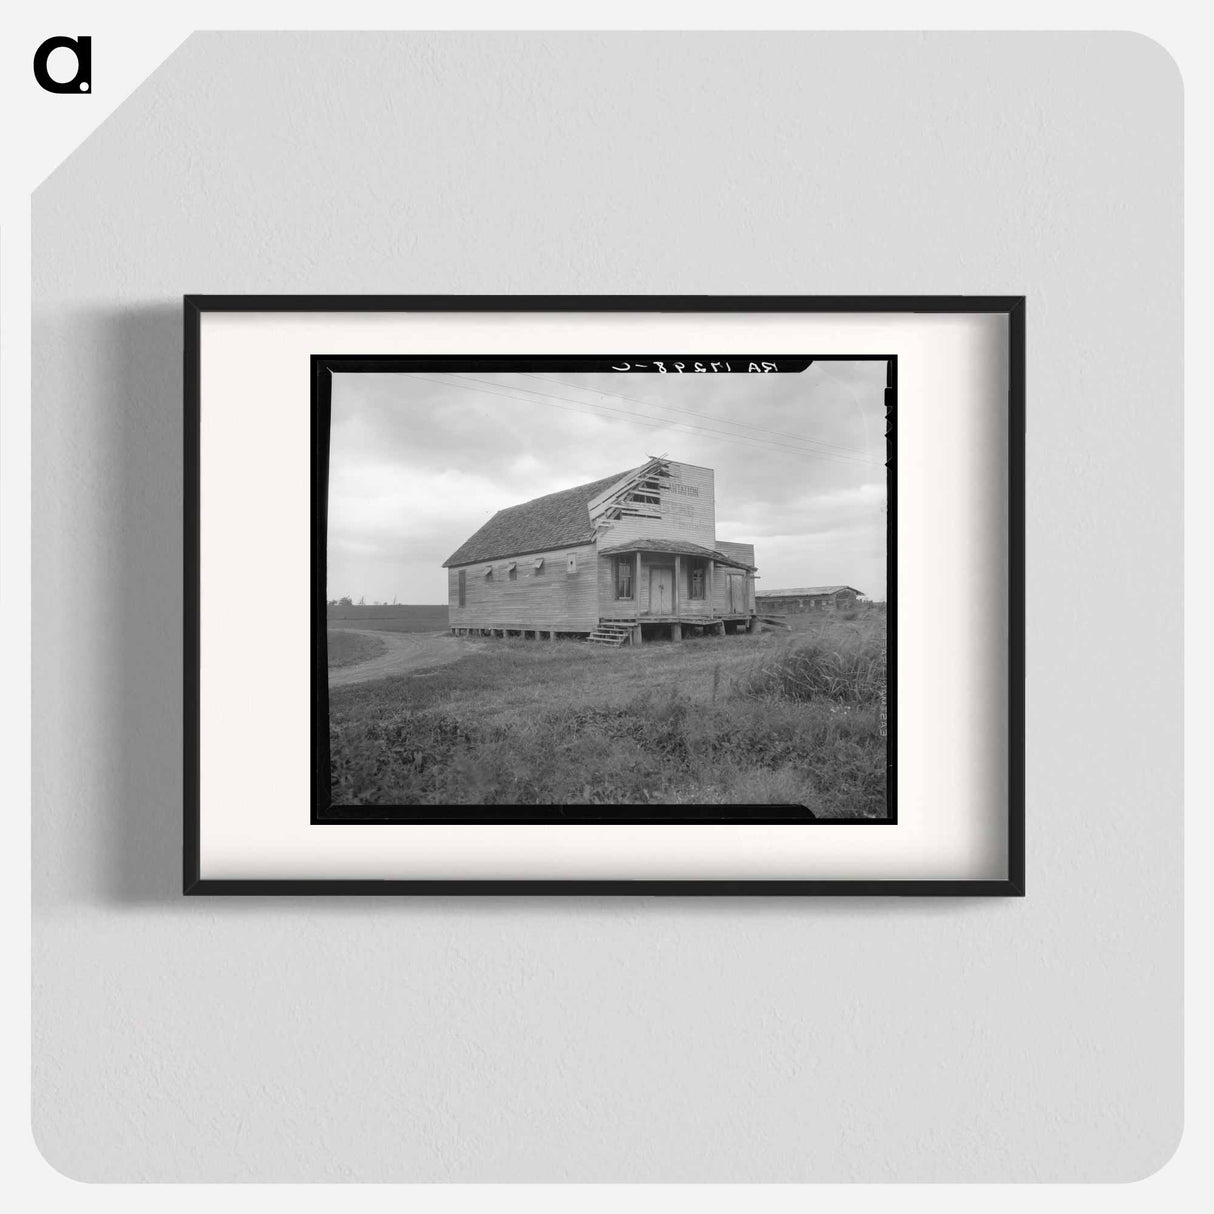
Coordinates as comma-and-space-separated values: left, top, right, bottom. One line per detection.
184, 295, 1025, 896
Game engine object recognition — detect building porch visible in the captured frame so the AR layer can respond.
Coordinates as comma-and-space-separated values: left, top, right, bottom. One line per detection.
595, 540, 757, 644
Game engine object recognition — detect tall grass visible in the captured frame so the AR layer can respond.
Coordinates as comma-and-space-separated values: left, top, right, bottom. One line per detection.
737, 634, 885, 704
328, 619, 888, 816
330, 691, 883, 813
736, 611, 885, 704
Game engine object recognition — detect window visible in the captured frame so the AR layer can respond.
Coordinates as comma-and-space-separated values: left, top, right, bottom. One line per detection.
615, 558, 633, 600
566, 552, 577, 575
458, 569, 466, 607
533, 557, 545, 574
690, 564, 705, 600
506, 561, 517, 581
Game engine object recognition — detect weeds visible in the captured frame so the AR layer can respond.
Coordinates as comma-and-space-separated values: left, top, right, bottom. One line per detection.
737, 638, 885, 705
329, 615, 887, 816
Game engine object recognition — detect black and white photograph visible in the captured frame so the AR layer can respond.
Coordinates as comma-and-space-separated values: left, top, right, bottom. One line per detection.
317, 356, 894, 820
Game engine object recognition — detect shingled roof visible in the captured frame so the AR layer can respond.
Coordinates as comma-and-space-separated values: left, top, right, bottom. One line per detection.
442, 468, 639, 567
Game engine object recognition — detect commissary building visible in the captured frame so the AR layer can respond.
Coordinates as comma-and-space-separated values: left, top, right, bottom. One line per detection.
443, 457, 757, 646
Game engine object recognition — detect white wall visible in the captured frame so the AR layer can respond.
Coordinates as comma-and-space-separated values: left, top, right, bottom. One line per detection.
31, 32, 1181, 1181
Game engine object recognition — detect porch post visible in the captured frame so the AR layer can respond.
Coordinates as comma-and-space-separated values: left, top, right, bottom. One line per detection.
706, 559, 714, 612
635, 551, 641, 612
673, 554, 681, 618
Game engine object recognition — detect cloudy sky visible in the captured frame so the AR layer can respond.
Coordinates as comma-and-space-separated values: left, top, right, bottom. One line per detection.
327, 362, 889, 604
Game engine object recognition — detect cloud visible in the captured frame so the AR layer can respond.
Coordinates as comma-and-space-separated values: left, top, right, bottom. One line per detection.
327, 364, 889, 602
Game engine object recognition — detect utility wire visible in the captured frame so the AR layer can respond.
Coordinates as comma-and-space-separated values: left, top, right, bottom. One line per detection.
419, 372, 883, 468
455, 372, 872, 461
402, 373, 884, 468
519, 372, 873, 458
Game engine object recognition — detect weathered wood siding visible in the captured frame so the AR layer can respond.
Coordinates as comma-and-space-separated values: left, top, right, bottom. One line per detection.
598, 552, 719, 618
595, 461, 716, 549
447, 542, 598, 631
714, 542, 756, 614
715, 541, 754, 569
597, 550, 638, 618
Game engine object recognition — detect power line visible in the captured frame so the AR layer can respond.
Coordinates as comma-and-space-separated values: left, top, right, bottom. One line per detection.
401, 373, 884, 468
421, 372, 883, 468
431, 372, 882, 467
519, 372, 874, 458
464, 372, 872, 460
461, 371, 879, 463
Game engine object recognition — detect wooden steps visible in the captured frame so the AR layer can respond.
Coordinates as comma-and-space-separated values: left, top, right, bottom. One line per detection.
588, 621, 634, 647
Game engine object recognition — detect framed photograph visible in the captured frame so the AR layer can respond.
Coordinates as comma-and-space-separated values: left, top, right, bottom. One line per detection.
185, 296, 1023, 894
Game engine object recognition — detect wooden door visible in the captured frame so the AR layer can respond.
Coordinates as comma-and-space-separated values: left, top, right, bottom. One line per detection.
648, 566, 674, 615
727, 573, 745, 613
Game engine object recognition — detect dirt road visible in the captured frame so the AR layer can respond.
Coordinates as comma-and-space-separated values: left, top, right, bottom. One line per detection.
328, 629, 482, 687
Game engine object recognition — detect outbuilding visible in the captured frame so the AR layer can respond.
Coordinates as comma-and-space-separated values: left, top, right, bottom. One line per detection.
754, 585, 864, 614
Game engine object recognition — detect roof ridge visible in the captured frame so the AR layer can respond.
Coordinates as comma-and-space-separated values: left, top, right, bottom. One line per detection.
756, 585, 862, 595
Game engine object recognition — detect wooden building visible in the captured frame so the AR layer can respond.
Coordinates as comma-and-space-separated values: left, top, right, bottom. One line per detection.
443, 457, 757, 645
754, 585, 864, 614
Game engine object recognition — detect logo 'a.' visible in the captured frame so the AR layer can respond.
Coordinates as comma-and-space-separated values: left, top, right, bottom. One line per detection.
33, 35, 91, 94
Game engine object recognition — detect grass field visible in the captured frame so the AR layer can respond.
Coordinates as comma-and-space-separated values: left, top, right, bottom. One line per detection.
327, 605, 448, 634
328, 608, 888, 815
327, 630, 387, 669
